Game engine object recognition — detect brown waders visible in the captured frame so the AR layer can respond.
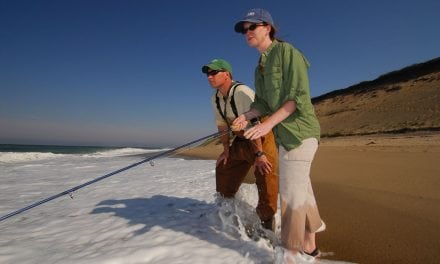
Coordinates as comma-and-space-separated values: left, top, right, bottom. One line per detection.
215, 131, 278, 222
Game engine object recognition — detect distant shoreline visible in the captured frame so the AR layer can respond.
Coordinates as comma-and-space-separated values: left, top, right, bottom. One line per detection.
178, 131, 440, 160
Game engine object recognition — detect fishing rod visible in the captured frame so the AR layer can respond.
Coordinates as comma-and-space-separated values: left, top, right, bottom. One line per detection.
0, 129, 231, 223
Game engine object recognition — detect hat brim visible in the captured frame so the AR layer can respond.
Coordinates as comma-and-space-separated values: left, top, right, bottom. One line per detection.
234, 19, 263, 33
202, 64, 224, 73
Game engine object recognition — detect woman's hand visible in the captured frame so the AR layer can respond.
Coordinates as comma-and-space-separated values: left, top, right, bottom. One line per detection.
244, 121, 273, 140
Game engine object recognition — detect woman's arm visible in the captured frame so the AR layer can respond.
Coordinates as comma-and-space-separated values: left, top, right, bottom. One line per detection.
244, 100, 296, 140
231, 108, 262, 131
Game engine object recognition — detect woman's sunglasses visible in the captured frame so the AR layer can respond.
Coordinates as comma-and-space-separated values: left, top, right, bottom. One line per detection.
240, 23, 267, 34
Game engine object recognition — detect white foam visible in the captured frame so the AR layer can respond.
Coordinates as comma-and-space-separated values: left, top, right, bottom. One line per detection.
83, 147, 164, 158
0, 155, 352, 264
0, 147, 165, 163
0, 152, 66, 163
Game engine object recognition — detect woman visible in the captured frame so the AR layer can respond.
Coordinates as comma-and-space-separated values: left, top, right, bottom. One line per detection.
232, 8, 325, 262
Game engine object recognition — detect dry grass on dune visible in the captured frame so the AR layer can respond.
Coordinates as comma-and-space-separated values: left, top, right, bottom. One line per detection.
313, 58, 440, 137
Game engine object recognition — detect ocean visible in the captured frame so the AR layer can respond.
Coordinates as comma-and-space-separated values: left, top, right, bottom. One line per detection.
0, 144, 121, 154
0, 144, 350, 264
0, 144, 162, 164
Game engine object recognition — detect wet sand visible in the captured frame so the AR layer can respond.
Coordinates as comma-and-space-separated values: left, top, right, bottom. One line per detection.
179, 132, 440, 264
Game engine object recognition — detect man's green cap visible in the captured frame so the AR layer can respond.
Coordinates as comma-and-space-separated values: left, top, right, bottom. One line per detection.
202, 59, 233, 74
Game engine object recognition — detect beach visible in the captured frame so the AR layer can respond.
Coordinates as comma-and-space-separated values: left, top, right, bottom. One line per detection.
1, 133, 438, 263
181, 132, 440, 264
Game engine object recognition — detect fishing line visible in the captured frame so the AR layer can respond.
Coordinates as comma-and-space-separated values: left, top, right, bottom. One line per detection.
0, 129, 230, 223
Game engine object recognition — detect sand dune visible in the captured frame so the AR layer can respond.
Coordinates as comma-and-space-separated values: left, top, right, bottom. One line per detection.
313, 58, 440, 137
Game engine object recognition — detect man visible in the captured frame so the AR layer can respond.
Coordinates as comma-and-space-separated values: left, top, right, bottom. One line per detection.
202, 58, 278, 231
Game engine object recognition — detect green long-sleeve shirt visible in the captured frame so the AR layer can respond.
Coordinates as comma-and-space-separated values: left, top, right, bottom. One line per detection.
251, 40, 320, 150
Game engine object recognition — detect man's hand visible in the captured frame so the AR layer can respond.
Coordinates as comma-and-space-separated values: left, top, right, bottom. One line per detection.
232, 114, 248, 131
216, 151, 229, 166
254, 155, 272, 175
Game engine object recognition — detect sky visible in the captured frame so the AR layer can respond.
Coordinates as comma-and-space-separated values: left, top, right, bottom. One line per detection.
1, 0, 439, 147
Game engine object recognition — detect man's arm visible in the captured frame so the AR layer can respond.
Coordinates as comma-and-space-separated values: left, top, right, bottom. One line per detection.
249, 123, 273, 175
217, 125, 230, 166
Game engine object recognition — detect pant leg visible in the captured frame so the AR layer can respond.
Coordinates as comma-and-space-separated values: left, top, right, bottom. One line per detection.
216, 140, 252, 197
278, 138, 322, 251
254, 132, 279, 221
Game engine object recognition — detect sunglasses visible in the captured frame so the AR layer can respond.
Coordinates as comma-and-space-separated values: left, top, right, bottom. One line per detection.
206, 70, 223, 76
240, 23, 267, 34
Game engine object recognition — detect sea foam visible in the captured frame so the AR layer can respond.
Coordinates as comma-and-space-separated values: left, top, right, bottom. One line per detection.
0, 152, 66, 163
0, 147, 164, 163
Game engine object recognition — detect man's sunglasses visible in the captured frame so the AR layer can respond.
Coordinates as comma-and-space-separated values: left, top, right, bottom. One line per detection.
206, 70, 223, 76
240, 23, 267, 34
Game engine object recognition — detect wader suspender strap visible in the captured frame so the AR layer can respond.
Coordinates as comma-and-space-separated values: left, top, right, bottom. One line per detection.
215, 82, 242, 127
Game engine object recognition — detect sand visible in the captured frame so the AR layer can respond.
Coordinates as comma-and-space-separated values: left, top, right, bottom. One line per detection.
179, 132, 440, 264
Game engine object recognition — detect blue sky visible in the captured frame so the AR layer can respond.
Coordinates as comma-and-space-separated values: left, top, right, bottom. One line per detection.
1, 0, 439, 147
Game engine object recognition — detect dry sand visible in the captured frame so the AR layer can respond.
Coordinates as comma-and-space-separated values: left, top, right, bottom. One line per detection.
179, 132, 440, 264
